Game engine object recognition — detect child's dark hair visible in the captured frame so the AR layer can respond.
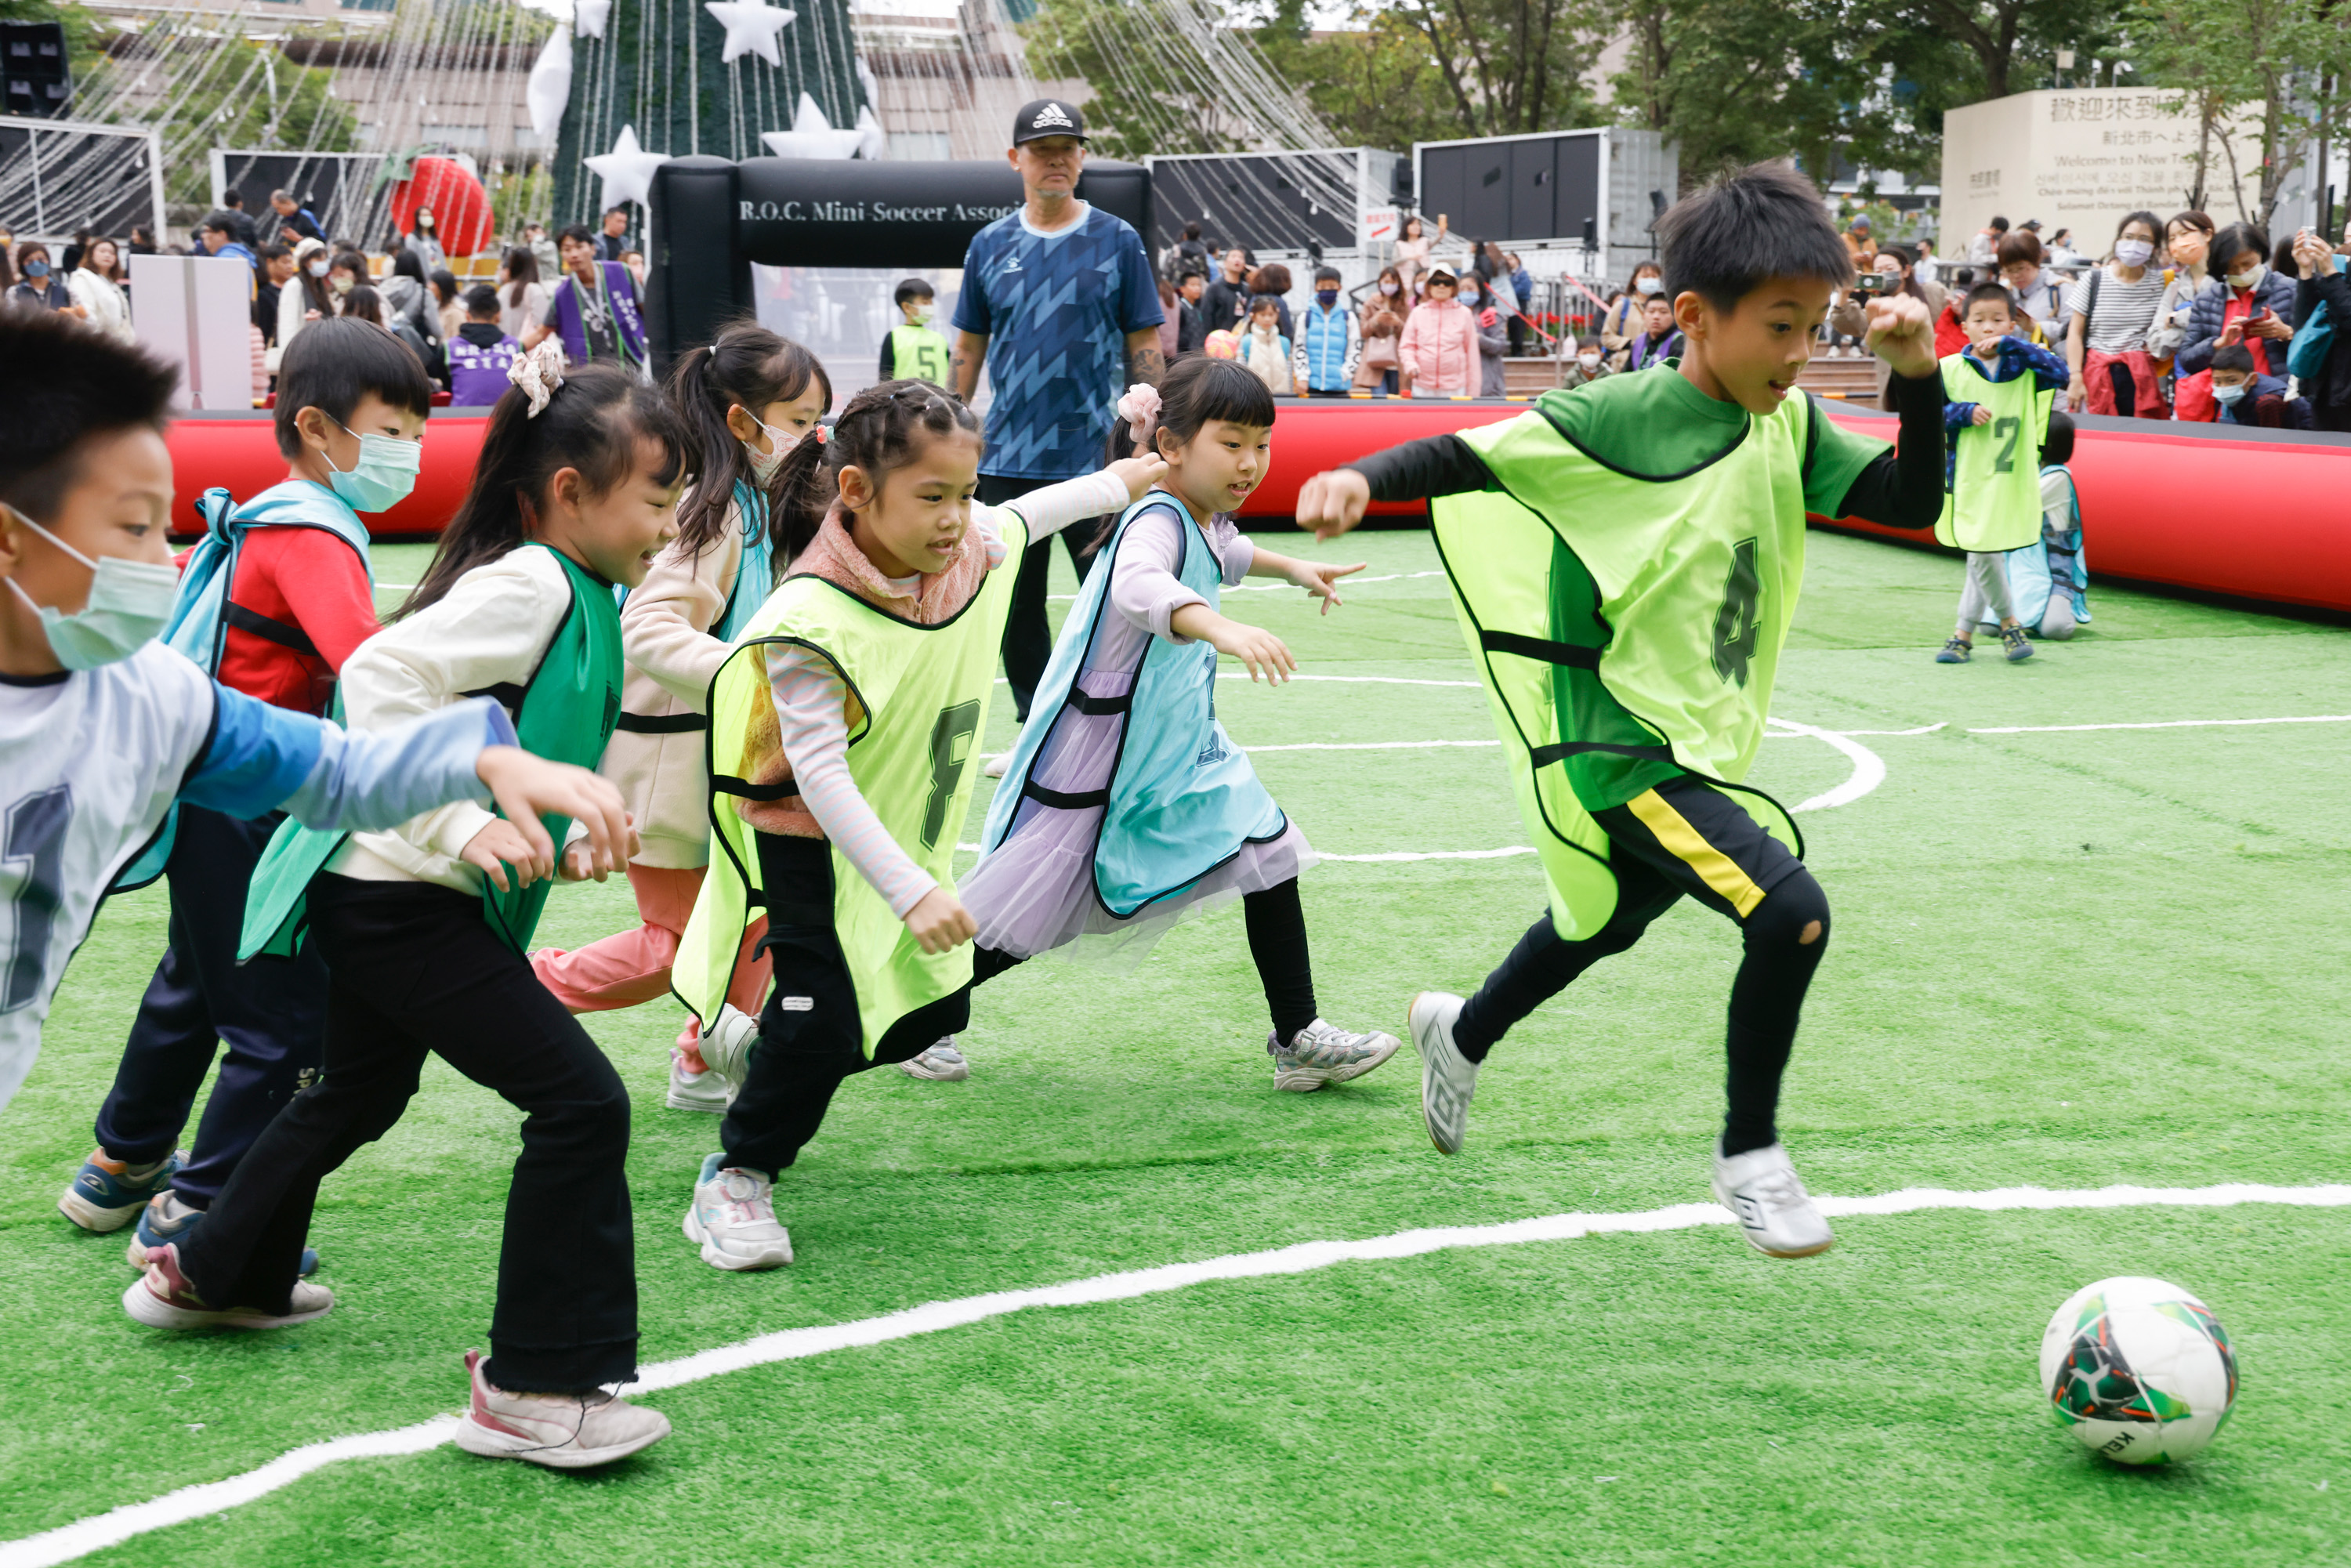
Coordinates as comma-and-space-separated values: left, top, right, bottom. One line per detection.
2041, 409, 2075, 466
769, 379, 981, 565
273, 317, 434, 458
464, 283, 501, 316
0, 310, 178, 521
1087, 357, 1273, 552
1962, 281, 2016, 318
400, 362, 690, 617
666, 319, 834, 565
2209, 343, 2256, 375
1654, 162, 1852, 312
1313, 265, 1342, 286
893, 277, 935, 308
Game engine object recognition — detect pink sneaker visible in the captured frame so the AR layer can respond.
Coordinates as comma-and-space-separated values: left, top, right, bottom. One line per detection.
452, 1349, 671, 1469
121, 1243, 333, 1331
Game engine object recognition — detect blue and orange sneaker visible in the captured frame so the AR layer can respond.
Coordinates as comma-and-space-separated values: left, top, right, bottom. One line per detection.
127, 1193, 317, 1276
58, 1149, 185, 1233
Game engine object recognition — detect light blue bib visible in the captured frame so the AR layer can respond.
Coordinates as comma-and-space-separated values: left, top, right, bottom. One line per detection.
981, 492, 1286, 919
713, 480, 774, 645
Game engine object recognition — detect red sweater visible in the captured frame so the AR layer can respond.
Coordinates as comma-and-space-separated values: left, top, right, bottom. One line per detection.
206, 527, 381, 715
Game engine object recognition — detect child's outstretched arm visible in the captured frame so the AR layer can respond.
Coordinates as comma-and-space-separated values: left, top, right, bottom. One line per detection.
998, 454, 1169, 542
1167, 603, 1295, 685
1243, 546, 1367, 615
177, 686, 633, 885
1295, 436, 1501, 540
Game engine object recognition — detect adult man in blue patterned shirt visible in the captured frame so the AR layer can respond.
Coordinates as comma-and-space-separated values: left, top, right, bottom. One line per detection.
952, 98, 1165, 736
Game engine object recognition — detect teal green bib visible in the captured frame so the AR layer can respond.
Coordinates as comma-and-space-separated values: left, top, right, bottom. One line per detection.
241, 545, 623, 959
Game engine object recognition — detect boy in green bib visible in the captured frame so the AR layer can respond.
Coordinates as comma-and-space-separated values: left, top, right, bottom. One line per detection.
1932, 282, 2070, 664
1295, 164, 1950, 1258
882, 277, 951, 386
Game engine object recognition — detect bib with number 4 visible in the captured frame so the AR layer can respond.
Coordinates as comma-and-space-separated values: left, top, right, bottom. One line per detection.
1432, 389, 1810, 939
1935, 349, 2053, 552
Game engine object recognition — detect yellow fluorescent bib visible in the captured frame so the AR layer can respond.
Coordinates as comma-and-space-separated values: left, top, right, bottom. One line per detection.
674, 520, 1023, 1058
1433, 392, 1806, 940
1936, 351, 2053, 551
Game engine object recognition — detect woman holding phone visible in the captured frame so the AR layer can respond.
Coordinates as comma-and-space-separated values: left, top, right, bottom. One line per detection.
2176, 222, 2297, 380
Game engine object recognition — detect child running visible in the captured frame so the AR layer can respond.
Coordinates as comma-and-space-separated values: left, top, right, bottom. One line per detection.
0, 313, 625, 1135
1295, 164, 1950, 1258
1933, 281, 2068, 665
125, 346, 688, 1470
667, 379, 1155, 1271
60, 320, 425, 1273
963, 357, 1399, 1092
529, 322, 829, 1105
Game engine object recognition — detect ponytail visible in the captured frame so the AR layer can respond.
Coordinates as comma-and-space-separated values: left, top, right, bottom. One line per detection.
399, 360, 690, 618
665, 318, 831, 582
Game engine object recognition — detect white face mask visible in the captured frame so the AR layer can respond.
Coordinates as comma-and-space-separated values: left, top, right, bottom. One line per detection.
743, 415, 801, 482
2225, 262, 2266, 290
2114, 238, 2154, 267
1380, 281, 1400, 295
2211, 378, 2248, 405
306, 258, 329, 277
1578, 353, 1601, 369
1635, 276, 1664, 295
3, 505, 179, 670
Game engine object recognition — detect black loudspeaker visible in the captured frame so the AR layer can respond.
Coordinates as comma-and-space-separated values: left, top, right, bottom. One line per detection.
1, 23, 71, 119
1391, 161, 1414, 205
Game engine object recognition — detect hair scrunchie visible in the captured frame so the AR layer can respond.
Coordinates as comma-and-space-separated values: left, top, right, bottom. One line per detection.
1116, 382, 1161, 447
509, 337, 567, 418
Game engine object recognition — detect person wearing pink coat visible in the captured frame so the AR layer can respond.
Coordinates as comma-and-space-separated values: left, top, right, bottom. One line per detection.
1396, 264, 1479, 397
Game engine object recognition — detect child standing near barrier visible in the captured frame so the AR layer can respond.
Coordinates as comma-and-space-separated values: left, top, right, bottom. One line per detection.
962, 358, 1399, 1093
128, 348, 688, 1470
1933, 282, 2068, 664
666, 380, 1154, 1270
60, 320, 428, 1270
529, 324, 828, 1104
881, 278, 949, 386
1295, 163, 1950, 1260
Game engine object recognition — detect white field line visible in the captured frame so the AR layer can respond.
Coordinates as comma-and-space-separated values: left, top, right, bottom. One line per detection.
8, 1182, 2346, 1568
1971, 715, 2351, 735
1049, 570, 1446, 600
1764, 718, 1886, 813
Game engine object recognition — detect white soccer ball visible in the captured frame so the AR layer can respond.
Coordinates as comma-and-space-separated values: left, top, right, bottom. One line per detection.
2039, 1276, 2238, 1465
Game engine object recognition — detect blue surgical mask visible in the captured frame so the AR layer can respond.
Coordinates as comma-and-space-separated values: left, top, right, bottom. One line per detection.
321, 421, 422, 513
3, 505, 179, 670
2212, 379, 2248, 405
24, 259, 49, 279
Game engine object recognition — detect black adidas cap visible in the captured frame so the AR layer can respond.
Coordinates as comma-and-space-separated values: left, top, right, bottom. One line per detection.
1012, 98, 1087, 146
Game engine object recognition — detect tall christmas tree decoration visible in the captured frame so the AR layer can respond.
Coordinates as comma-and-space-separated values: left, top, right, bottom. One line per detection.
542, 0, 875, 229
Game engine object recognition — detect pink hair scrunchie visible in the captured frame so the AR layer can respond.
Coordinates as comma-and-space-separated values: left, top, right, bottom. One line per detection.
1116, 382, 1161, 447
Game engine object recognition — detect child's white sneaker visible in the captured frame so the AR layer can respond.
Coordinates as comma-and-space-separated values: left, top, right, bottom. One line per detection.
453, 1349, 670, 1469
697, 1004, 762, 1091
898, 1037, 969, 1080
982, 752, 1011, 779
665, 1049, 730, 1114
1711, 1139, 1835, 1258
1269, 1019, 1397, 1091
683, 1153, 793, 1271
1407, 992, 1476, 1153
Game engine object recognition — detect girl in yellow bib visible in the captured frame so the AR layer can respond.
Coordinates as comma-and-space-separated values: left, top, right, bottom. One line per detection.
671, 380, 1161, 1271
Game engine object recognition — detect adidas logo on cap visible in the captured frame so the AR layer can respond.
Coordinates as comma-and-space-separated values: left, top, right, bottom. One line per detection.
1032, 102, 1074, 130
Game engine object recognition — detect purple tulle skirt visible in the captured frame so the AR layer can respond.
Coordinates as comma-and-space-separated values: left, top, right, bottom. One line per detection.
960, 667, 1316, 971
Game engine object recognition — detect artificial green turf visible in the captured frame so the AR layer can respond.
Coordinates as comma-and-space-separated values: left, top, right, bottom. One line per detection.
4, 527, 2348, 1564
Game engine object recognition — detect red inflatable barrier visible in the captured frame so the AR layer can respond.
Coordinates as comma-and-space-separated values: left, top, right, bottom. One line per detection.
162, 397, 2351, 613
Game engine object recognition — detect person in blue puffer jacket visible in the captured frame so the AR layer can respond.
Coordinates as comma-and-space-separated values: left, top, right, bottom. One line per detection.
2176, 222, 2298, 378
1291, 267, 1360, 396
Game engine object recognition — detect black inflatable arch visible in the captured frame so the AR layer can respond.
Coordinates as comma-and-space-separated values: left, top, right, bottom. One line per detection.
644, 156, 1151, 374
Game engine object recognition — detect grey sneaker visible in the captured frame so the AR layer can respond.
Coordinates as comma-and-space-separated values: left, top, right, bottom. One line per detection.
899, 1038, 970, 1081
1934, 636, 1972, 664
1270, 1018, 1399, 1092
453, 1350, 671, 1469
1711, 1140, 1835, 1258
2000, 624, 2036, 662
696, 1004, 763, 1091
683, 1152, 793, 1271
665, 1049, 730, 1114
1407, 992, 1477, 1153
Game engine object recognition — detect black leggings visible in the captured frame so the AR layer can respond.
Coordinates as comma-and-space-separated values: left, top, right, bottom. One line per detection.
1452, 780, 1831, 1157
974, 876, 1319, 1045
177, 875, 638, 1392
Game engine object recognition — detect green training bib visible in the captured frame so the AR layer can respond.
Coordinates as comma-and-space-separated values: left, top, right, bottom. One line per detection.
1934, 351, 2053, 552
1432, 389, 1806, 940
675, 520, 1023, 1057
889, 323, 951, 386
241, 545, 622, 959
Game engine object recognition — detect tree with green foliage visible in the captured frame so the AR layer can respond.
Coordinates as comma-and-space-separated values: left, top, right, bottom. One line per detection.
2132, 0, 2351, 226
